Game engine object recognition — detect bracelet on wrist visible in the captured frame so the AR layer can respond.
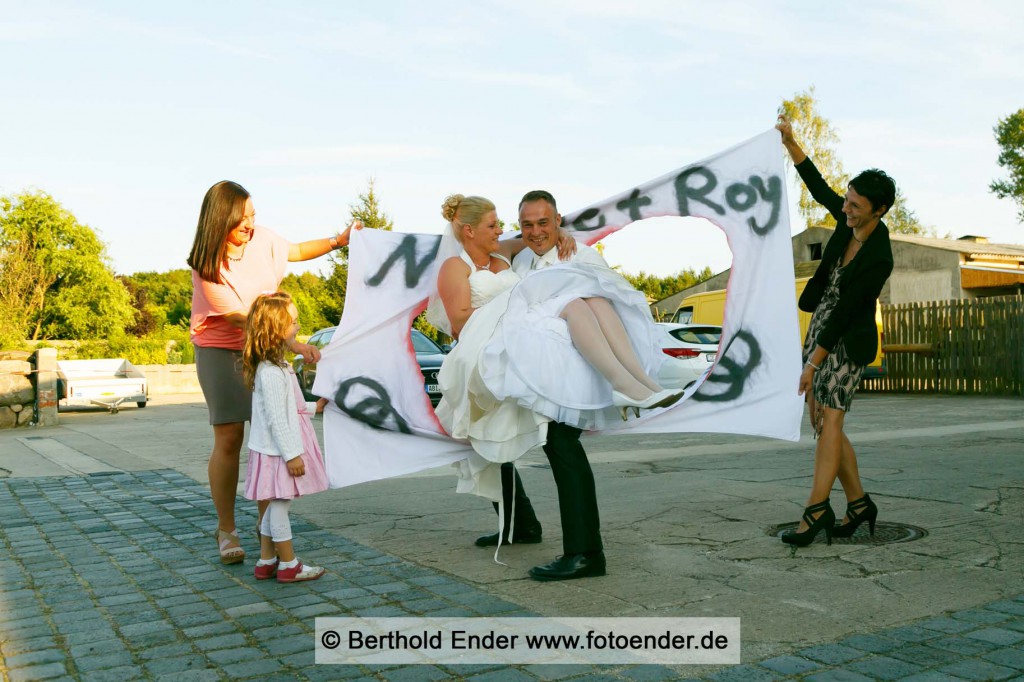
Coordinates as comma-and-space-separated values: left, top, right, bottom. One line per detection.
805, 360, 820, 370
329, 236, 339, 250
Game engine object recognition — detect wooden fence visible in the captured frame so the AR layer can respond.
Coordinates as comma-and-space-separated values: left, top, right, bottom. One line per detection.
862, 295, 1024, 395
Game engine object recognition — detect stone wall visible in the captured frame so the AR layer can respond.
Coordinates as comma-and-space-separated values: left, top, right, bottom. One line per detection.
0, 351, 37, 428
0, 348, 58, 429
136, 364, 202, 395
0, 353, 202, 430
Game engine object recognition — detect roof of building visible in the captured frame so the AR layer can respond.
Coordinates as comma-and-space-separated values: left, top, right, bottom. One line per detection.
804, 226, 1024, 258
651, 227, 1024, 309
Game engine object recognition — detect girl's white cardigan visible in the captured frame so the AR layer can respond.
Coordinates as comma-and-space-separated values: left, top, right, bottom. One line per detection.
246, 361, 317, 461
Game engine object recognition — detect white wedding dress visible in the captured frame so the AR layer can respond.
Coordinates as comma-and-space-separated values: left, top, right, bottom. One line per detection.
435, 249, 664, 492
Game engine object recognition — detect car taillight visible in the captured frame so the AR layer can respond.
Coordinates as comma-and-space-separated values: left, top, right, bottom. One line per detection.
663, 348, 701, 358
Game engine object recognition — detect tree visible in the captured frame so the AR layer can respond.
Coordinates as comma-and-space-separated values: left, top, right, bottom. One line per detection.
123, 269, 193, 329
780, 86, 930, 234
119, 276, 159, 336
279, 272, 336, 333
884, 187, 930, 235
0, 191, 135, 342
622, 267, 715, 303
779, 86, 849, 228
322, 179, 395, 327
336, 177, 394, 261
990, 107, 1024, 222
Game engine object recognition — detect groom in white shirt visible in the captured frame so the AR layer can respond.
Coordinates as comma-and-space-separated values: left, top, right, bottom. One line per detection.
507, 189, 608, 581
513, 197, 608, 273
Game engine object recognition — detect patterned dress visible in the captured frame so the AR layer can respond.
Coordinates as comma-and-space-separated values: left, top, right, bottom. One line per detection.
802, 263, 865, 434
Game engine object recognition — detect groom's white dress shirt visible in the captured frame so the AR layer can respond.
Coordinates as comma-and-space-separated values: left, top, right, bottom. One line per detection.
511, 242, 608, 275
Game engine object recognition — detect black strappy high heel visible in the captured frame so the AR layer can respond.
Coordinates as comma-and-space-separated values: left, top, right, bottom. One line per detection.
781, 499, 835, 547
831, 493, 878, 538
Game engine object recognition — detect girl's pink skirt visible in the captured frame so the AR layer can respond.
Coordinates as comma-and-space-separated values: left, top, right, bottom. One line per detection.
244, 410, 329, 500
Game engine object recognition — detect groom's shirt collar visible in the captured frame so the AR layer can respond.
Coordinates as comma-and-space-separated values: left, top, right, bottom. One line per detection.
533, 247, 560, 269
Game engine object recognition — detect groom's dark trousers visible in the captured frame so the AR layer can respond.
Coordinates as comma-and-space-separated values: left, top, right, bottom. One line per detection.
540, 421, 603, 554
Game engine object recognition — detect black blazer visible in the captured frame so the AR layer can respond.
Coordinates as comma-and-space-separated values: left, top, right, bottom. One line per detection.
796, 158, 894, 367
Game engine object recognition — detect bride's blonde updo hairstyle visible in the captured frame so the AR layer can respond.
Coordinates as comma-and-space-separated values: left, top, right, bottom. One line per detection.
441, 194, 496, 243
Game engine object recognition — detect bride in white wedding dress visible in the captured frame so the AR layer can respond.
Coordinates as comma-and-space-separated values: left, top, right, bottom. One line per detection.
426, 194, 680, 469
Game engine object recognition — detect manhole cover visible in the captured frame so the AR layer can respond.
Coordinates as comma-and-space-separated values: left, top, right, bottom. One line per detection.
767, 521, 928, 545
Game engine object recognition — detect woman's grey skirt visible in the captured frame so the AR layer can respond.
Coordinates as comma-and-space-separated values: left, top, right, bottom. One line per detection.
194, 345, 252, 425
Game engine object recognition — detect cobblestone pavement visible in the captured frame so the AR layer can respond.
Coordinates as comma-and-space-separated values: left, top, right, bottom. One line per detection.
2, 470, 1023, 681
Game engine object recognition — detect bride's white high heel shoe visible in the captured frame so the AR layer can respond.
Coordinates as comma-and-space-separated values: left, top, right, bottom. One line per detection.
651, 388, 685, 410
612, 388, 684, 420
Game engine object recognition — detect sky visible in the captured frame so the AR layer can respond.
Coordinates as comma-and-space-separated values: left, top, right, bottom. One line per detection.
2, 1, 1023, 280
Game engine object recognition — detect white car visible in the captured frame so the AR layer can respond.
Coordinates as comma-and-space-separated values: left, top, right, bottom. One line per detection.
655, 322, 722, 390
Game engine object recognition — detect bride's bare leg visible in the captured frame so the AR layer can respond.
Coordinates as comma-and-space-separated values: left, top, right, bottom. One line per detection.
560, 299, 651, 400
584, 297, 662, 393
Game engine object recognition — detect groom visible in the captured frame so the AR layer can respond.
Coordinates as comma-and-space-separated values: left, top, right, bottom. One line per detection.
504, 189, 608, 581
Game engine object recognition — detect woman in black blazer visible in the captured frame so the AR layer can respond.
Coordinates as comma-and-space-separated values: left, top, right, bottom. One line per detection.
776, 116, 896, 547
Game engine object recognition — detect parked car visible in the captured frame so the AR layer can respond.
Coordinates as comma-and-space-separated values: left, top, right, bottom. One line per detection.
293, 327, 449, 406
655, 322, 722, 390
674, 278, 886, 378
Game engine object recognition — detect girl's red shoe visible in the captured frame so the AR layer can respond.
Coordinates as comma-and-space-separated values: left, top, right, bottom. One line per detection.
254, 559, 279, 580
276, 561, 325, 583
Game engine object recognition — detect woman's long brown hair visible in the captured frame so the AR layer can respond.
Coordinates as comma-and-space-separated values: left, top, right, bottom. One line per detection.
187, 181, 250, 283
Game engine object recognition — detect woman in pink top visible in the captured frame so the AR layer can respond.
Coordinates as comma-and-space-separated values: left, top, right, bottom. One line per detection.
187, 180, 360, 564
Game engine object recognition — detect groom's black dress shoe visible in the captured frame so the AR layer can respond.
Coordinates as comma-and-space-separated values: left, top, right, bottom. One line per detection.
528, 552, 606, 581
474, 526, 543, 547
476, 466, 543, 547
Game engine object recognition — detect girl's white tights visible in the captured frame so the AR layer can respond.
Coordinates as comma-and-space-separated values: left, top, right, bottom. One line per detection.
259, 499, 293, 542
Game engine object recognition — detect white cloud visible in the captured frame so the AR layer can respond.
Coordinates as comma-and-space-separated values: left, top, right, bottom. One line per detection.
0, 4, 276, 59
0, 21, 59, 42
6, 0, 1024, 280
445, 68, 595, 101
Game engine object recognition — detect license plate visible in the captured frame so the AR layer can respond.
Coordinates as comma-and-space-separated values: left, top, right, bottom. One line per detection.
426, 384, 440, 393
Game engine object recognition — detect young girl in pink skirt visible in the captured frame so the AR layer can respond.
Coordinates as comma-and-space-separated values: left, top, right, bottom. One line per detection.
242, 292, 330, 583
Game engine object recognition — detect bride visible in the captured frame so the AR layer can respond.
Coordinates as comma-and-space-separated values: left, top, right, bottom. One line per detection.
427, 193, 680, 465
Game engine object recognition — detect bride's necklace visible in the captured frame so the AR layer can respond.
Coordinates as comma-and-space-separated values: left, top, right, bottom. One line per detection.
470, 254, 490, 270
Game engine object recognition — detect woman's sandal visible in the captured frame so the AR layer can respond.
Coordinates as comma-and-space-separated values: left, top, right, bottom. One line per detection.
215, 528, 246, 564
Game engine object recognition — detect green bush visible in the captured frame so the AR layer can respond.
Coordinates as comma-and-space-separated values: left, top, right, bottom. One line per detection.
0, 304, 30, 351
161, 326, 194, 364
76, 337, 168, 364
70, 334, 195, 366
0, 330, 29, 353
166, 340, 195, 364
21, 326, 197, 365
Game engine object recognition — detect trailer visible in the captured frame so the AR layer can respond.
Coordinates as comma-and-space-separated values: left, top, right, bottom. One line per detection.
57, 359, 148, 413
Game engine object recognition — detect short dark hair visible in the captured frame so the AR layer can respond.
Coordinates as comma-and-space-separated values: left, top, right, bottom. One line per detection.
519, 190, 557, 211
849, 169, 896, 216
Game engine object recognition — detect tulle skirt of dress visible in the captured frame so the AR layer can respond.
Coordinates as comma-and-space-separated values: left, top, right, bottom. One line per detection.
436, 261, 665, 472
